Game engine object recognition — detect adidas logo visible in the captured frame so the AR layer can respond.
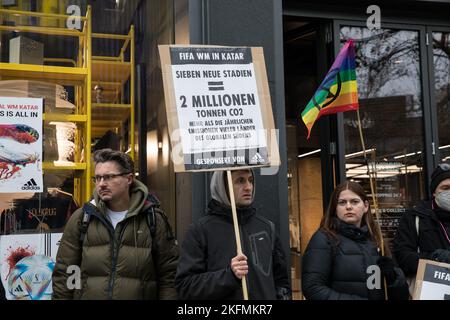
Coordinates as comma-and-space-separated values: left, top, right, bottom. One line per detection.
250, 153, 265, 164
21, 178, 40, 191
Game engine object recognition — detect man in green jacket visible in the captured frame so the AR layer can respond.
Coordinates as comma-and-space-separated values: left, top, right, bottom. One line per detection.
52, 148, 178, 299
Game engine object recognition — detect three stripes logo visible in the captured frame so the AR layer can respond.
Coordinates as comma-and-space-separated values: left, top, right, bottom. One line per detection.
208, 81, 224, 91
21, 178, 40, 191
250, 153, 265, 164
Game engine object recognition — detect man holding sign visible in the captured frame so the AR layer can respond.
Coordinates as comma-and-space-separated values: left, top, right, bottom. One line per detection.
175, 169, 291, 300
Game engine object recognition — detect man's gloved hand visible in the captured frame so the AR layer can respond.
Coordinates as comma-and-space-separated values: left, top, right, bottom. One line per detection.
430, 249, 450, 264
377, 256, 397, 284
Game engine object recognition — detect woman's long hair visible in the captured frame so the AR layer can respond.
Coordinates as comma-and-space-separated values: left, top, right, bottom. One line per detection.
320, 180, 390, 256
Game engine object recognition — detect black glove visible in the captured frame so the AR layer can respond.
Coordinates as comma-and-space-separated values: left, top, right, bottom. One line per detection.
276, 287, 292, 300
430, 249, 450, 264
377, 256, 397, 284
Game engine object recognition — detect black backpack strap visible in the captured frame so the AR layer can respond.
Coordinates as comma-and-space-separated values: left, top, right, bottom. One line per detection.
79, 203, 96, 245
146, 206, 157, 239
145, 206, 176, 242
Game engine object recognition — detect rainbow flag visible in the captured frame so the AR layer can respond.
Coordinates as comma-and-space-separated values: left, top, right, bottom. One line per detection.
301, 39, 359, 138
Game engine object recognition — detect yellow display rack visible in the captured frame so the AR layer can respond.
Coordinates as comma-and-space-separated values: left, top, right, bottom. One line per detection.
0, 6, 93, 203
91, 27, 135, 161
0, 6, 136, 204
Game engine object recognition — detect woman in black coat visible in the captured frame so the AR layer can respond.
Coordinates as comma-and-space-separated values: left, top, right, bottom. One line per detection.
302, 181, 409, 300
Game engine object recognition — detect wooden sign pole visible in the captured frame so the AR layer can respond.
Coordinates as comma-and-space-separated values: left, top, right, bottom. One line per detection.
226, 170, 249, 300
356, 109, 388, 300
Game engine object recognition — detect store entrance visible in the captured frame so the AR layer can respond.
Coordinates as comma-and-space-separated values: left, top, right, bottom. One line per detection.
283, 17, 334, 299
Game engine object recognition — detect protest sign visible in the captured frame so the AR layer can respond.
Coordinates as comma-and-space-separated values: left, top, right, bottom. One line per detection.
159, 45, 279, 172
413, 259, 450, 300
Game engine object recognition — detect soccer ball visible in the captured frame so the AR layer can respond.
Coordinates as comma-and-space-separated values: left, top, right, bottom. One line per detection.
7, 255, 55, 300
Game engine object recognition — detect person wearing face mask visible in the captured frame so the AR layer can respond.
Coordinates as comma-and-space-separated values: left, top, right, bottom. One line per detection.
302, 181, 409, 300
175, 169, 291, 300
394, 164, 450, 279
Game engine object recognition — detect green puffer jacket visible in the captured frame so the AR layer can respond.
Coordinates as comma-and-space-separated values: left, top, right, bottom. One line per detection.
52, 180, 178, 300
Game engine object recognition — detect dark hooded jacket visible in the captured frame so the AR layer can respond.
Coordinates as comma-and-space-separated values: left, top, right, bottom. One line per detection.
393, 200, 450, 277
52, 179, 178, 300
302, 218, 409, 300
175, 170, 291, 300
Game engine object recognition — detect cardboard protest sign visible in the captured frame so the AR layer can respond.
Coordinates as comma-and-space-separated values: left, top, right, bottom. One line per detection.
413, 259, 450, 300
0, 97, 43, 193
159, 45, 280, 172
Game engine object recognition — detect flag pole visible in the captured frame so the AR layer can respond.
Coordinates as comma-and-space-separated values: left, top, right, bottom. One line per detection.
226, 170, 249, 300
355, 110, 384, 254
356, 109, 388, 299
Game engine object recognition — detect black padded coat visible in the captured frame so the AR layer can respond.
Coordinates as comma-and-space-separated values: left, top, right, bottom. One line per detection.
302, 219, 408, 300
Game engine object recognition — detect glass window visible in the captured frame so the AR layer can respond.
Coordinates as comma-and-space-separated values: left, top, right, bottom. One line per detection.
0, 1, 145, 300
433, 32, 450, 164
340, 26, 426, 243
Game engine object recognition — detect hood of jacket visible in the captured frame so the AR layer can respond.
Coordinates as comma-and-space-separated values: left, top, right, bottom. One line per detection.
411, 200, 439, 220
210, 169, 255, 207
92, 179, 151, 217
410, 200, 450, 225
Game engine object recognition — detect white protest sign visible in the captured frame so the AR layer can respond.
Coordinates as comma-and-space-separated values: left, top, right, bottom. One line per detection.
0, 97, 43, 193
413, 259, 450, 300
159, 45, 279, 172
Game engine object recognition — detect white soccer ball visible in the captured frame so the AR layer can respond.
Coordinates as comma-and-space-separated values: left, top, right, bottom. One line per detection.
7, 254, 55, 300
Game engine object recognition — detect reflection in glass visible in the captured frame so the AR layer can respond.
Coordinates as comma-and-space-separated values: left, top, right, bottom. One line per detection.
340, 27, 425, 243
433, 32, 450, 164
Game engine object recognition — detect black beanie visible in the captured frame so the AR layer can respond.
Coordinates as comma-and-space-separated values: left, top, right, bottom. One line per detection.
430, 165, 450, 194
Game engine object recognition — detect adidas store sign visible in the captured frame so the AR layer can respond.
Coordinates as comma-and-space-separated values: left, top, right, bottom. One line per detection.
21, 178, 41, 191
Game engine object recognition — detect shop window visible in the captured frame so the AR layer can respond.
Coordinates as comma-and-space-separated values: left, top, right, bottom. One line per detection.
433, 32, 450, 164
0, 1, 139, 299
340, 26, 425, 244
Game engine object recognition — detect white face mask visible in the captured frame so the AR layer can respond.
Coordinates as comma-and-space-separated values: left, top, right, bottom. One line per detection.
435, 190, 450, 211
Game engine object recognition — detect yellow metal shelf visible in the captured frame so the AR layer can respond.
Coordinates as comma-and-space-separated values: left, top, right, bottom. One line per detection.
0, 7, 136, 201
0, 6, 93, 202
91, 26, 135, 161
92, 128, 118, 138
93, 111, 129, 122
92, 61, 131, 83
0, 8, 87, 21
92, 103, 131, 109
91, 81, 122, 90
91, 81, 121, 103
42, 162, 87, 170
0, 63, 87, 85
92, 119, 123, 126
43, 114, 87, 122
92, 118, 123, 138
92, 103, 130, 121
0, 25, 83, 37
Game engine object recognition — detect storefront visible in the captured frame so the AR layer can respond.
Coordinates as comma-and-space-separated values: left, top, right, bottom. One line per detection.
0, 0, 449, 300
283, 0, 450, 298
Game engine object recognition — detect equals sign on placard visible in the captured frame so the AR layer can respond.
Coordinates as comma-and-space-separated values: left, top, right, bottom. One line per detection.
208, 81, 224, 91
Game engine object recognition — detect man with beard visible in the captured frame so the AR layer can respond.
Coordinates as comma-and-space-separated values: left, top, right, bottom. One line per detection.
175, 169, 291, 300
52, 149, 178, 299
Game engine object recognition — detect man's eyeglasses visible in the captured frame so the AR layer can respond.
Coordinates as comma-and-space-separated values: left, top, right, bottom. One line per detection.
92, 172, 130, 183
337, 198, 362, 207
